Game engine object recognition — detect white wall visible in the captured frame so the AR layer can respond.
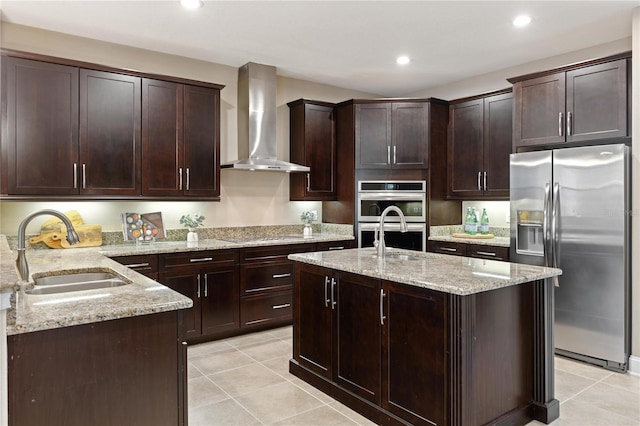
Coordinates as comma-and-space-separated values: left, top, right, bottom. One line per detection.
0, 23, 375, 235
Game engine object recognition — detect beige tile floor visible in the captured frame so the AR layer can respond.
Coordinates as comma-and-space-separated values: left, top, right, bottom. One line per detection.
188, 326, 640, 426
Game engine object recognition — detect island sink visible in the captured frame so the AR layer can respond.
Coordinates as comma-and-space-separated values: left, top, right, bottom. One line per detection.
27, 272, 128, 295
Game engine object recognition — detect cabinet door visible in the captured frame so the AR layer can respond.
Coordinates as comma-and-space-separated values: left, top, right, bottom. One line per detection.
159, 270, 202, 339
5, 57, 79, 194
200, 265, 239, 337
110, 254, 159, 279
294, 263, 333, 379
483, 92, 512, 198
333, 271, 381, 404
381, 281, 447, 426
289, 102, 335, 200
467, 244, 509, 261
391, 102, 428, 169
80, 69, 141, 195
566, 59, 628, 142
448, 99, 483, 198
142, 78, 183, 196
513, 72, 565, 148
427, 240, 467, 256
183, 85, 220, 197
355, 103, 391, 169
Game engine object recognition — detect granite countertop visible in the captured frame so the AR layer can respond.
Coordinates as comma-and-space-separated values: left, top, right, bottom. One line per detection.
1, 232, 354, 335
289, 247, 561, 296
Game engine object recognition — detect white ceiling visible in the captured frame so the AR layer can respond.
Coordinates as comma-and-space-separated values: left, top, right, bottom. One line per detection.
1, 1, 638, 97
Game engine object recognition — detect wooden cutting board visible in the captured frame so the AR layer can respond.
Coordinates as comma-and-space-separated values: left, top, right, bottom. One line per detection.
52, 224, 103, 248
39, 210, 84, 232
28, 232, 63, 249
451, 232, 495, 239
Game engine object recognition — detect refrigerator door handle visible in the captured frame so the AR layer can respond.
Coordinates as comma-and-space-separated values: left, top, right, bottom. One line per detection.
551, 182, 560, 287
543, 181, 551, 267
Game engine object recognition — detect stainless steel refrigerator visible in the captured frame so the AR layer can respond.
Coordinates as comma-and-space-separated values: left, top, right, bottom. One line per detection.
510, 144, 630, 372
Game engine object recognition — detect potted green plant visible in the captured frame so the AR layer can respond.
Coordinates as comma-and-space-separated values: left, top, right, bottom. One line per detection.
180, 214, 205, 243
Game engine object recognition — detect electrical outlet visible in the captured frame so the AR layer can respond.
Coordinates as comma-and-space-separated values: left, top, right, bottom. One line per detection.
506, 211, 510, 223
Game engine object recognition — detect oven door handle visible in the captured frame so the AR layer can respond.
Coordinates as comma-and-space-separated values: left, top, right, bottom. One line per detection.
358, 193, 426, 201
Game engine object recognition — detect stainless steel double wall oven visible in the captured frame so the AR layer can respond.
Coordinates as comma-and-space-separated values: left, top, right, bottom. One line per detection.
357, 180, 427, 251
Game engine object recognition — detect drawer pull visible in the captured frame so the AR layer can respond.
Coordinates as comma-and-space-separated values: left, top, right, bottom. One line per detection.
190, 257, 213, 263
476, 251, 496, 257
327, 246, 344, 250
440, 247, 458, 252
124, 262, 150, 268
272, 303, 291, 310
272, 273, 291, 279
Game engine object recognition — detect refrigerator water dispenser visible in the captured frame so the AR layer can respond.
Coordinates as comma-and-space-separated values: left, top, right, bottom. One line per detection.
516, 210, 543, 255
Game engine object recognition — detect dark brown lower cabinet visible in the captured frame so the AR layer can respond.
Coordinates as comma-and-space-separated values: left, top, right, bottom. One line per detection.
291, 262, 556, 426
427, 240, 509, 261
159, 250, 239, 341
8, 311, 187, 426
110, 254, 159, 280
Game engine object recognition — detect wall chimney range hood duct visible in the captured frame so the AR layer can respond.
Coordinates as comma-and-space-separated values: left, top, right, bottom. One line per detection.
221, 62, 309, 172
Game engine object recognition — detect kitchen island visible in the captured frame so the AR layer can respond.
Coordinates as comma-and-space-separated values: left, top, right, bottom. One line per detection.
289, 247, 562, 426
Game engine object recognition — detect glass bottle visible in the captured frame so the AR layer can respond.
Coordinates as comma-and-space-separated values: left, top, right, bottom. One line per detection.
464, 207, 472, 234
480, 208, 490, 235
469, 207, 478, 235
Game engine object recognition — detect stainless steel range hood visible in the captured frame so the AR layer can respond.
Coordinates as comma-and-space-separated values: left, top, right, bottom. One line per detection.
221, 62, 309, 172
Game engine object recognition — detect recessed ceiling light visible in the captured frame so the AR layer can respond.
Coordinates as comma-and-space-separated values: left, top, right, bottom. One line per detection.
396, 56, 410, 66
181, 0, 203, 10
513, 15, 532, 27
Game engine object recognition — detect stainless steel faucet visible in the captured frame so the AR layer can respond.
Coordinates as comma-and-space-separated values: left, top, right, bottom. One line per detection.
373, 206, 408, 257
16, 209, 80, 281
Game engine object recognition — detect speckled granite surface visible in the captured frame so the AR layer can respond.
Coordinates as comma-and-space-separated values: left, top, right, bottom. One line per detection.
1, 227, 354, 335
289, 248, 561, 296
429, 225, 510, 247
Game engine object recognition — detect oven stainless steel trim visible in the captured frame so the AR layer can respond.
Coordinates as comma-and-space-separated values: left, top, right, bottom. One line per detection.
357, 180, 427, 223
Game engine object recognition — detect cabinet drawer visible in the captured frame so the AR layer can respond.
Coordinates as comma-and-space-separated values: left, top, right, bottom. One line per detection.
316, 240, 356, 251
240, 243, 316, 263
467, 244, 509, 261
240, 291, 293, 328
111, 254, 159, 278
427, 240, 467, 256
160, 249, 238, 270
241, 262, 293, 295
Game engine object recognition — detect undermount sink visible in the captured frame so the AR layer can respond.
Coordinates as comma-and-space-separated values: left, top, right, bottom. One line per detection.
26, 272, 129, 295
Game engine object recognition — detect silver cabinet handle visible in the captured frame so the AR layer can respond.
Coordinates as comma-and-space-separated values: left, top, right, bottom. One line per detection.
387, 146, 391, 164
272, 303, 291, 310
331, 277, 336, 309
476, 251, 496, 257
393, 145, 397, 164
272, 273, 291, 279
558, 112, 564, 137
178, 167, 183, 190
190, 257, 213, 263
73, 163, 78, 189
567, 112, 572, 136
380, 289, 386, 325
483, 171, 487, 191
204, 274, 208, 297
82, 163, 86, 189
196, 274, 201, 298
306, 173, 310, 191
477, 171, 482, 191
324, 276, 330, 308
327, 246, 344, 250
186, 167, 190, 191
124, 262, 150, 268
440, 247, 458, 253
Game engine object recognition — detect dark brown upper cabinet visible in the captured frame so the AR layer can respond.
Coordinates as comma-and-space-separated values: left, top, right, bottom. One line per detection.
355, 101, 429, 169
1, 49, 224, 200
4, 57, 80, 195
142, 79, 220, 198
288, 99, 336, 201
447, 90, 512, 200
80, 69, 141, 195
511, 56, 629, 150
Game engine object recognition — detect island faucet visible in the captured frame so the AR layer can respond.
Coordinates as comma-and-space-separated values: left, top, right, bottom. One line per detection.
16, 209, 80, 281
374, 206, 408, 257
